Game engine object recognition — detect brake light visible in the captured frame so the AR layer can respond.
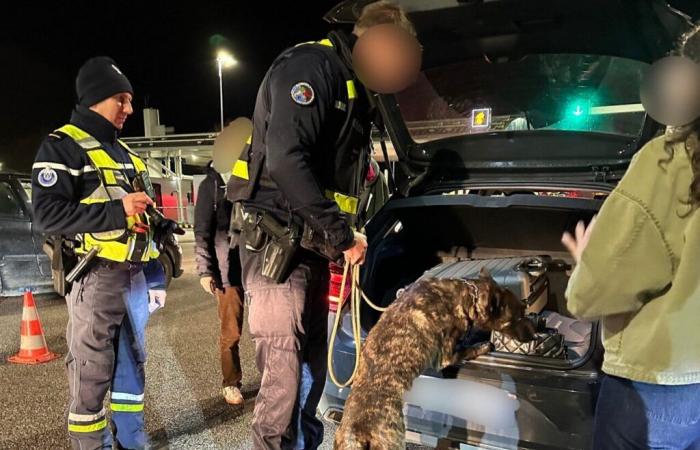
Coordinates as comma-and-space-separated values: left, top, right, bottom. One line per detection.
328, 262, 351, 313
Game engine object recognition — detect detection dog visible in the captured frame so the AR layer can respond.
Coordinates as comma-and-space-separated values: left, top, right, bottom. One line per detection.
334, 270, 536, 450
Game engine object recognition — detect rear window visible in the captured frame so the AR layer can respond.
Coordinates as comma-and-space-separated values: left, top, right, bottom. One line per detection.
0, 181, 25, 218
397, 54, 649, 143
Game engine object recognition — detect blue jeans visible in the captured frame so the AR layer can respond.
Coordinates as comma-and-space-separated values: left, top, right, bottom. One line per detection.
593, 375, 700, 450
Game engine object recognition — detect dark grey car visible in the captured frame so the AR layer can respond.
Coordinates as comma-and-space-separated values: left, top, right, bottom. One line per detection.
320, 1, 694, 449
0, 171, 183, 299
0, 172, 53, 297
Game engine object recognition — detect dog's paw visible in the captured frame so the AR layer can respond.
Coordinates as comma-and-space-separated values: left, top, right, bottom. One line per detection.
476, 341, 493, 355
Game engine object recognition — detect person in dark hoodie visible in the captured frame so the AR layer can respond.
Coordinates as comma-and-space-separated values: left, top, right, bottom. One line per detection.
32, 56, 165, 450
194, 159, 245, 405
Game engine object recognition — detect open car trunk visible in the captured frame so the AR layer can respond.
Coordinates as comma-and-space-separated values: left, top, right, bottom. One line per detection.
359, 188, 603, 369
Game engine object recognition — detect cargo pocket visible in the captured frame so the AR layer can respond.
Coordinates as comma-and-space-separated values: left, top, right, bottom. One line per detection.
73, 358, 114, 413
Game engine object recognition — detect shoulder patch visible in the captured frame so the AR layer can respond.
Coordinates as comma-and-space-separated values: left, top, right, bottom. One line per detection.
37, 167, 58, 187
291, 82, 315, 106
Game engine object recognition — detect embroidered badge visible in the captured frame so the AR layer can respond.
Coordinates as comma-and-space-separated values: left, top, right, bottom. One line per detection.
38, 167, 58, 187
291, 82, 315, 106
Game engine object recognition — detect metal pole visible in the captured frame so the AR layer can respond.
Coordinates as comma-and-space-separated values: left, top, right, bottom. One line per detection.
175, 151, 184, 224
218, 59, 225, 131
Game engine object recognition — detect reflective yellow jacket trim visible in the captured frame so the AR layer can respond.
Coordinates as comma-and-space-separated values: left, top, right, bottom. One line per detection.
111, 402, 144, 413
68, 419, 107, 433
326, 190, 359, 215
246, 134, 252, 145
57, 124, 101, 150
58, 124, 158, 262
297, 38, 334, 48
346, 80, 357, 100
232, 160, 249, 180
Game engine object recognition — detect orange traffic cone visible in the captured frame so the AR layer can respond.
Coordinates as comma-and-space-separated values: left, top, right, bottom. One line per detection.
8, 290, 60, 364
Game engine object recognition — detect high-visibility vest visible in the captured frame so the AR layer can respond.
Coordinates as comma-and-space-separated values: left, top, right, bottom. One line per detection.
57, 124, 159, 263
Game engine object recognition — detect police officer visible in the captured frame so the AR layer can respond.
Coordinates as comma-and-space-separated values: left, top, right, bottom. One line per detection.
227, 3, 417, 448
32, 56, 162, 450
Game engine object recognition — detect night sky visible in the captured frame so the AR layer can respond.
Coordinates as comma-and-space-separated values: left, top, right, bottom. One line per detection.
1, 1, 341, 172
3, 1, 700, 173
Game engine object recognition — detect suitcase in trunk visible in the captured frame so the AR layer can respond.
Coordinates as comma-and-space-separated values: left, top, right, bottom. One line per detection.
420, 256, 550, 313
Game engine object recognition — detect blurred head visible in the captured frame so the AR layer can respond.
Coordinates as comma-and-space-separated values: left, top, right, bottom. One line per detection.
353, 23, 422, 94
661, 24, 700, 212
212, 117, 253, 174
353, 1, 416, 37
351, 2, 421, 94
468, 269, 537, 342
76, 56, 134, 129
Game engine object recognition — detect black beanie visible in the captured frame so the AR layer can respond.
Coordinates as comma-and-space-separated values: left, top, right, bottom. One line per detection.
76, 56, 133, 107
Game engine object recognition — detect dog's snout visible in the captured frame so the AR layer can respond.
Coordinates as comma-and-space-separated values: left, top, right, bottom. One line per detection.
513, 318, 537, 342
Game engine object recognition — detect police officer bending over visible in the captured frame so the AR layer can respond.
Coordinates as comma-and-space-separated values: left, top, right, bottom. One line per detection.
32, 57, 172, 450
227, 2, 418, 448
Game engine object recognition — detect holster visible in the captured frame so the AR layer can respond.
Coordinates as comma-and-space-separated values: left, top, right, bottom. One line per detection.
43, 236, 78, 297
240, 209, 300, 283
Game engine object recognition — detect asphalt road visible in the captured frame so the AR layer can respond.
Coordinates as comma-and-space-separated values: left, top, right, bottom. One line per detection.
0, 241, 332, 449
0, 242, 431, 449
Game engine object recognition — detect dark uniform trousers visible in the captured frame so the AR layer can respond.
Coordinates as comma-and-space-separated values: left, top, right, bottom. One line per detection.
66, 262, 149, 450
241, 246, 330, 450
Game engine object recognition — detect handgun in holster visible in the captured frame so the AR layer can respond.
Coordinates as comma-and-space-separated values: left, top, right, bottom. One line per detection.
240, 209, 300, 283
43, 235, 78, 296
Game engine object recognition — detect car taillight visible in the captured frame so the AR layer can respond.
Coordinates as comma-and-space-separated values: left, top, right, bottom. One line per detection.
328, 262, 351, 313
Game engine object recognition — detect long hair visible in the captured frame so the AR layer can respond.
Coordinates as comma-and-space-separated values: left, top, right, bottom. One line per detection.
663, 24, 700, 213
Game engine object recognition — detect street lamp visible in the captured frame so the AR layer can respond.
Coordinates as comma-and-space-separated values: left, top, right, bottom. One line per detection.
216, 49, 237, 131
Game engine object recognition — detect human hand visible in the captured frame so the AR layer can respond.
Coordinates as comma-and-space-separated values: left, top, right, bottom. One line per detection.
148, 289, 166, 314
343, 231, 368, 266
200, 276, 216, 295
122, 192, 154, 216
561, 217, 597, 264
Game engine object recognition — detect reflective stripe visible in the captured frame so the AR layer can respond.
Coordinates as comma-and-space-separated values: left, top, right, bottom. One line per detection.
86, 149, 123, 170
69, 409, 106, 422
296, 38, 334, 48
57, 124, 101, 150
103, 170, 117, 185
68, 418, 107, 433
246, 134, 252, 145
32, 162, 96, 177
326, 190, 359, 215
334, 100, 347, 112
111, 402, 144, 413
111, 392, 145, 402
346, 80, 357, 100
232, 160, 249, 180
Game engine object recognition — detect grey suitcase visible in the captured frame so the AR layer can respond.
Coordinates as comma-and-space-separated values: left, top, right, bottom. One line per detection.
420, 256, 550, 314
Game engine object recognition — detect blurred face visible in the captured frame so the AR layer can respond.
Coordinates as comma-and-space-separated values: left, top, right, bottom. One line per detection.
352, 24, 422, 94
90, 92, 133, 129
641, 56, 700, 126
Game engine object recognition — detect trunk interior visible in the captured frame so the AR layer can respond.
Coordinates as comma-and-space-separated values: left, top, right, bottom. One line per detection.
360, 189, 604, 367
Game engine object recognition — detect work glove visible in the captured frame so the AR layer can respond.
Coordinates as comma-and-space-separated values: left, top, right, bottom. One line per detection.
148, 289, 166, 314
